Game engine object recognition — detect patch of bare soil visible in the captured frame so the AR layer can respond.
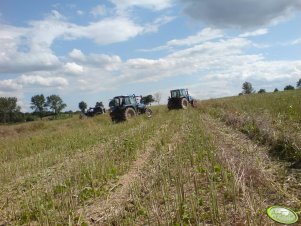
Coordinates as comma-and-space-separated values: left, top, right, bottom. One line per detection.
201, 114, 301, 225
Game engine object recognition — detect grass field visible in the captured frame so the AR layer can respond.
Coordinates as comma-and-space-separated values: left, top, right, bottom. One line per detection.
0, 90, 300, 225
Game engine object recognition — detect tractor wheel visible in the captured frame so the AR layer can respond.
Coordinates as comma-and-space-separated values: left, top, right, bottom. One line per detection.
167, 101, 172, 110
145, 108, 152, 118
124, 108, 136, 120
191, 100, 197, 108
181, 98, 188, 109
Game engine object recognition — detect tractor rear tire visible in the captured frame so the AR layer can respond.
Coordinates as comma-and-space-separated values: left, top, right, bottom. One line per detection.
167, 101, 173, 110
124, 108, 136, 120
145, 108, 152, 118
191, 100, 197, 108
181, 98, 188, 109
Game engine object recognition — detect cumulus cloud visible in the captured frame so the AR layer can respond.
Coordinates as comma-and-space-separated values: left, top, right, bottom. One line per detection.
180, 0, 301, 28
0, 9, 172, 74
69, 49, 122, 70
0, 79, 23, 91
64, 62, 84, 74
18, 75, 68, 87
81, 17, 144, 44
69, 49, 86, 61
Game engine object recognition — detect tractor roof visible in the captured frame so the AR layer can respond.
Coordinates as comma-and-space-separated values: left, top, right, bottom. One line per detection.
171, 89, 187, 92
113, 95, 140, 98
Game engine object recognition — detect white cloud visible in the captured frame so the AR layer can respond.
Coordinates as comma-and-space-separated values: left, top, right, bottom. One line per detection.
239, 28, 268, 38
0, 9, 171, 74
76, 10, 84, 16
167, 28, 223, 46
81, 17, 144, 45
69, 49, 122, 70
90, 5, 106, 17
64, 62, 84, 74
19, 75, 68, 87
69, 49, 85, 61
110, 0, 172, 10
0, 79, 23, 91
139, 27, 223, 52
291, 38, 301, 45
143, 16, 175, 33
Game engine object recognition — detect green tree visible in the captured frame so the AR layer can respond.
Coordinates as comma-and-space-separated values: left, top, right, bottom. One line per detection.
0, 97, 21, 123
284, 85, 295, 91
95, 101, 104, 108
46, 95, 66, 115
258, 89, 266, 94
31, 94, 46, 117
242, 82, 254, 94
141, 95, 155, 105
297, 79, 301, 89
274, 88, 279, 92
78, 101, 87, 113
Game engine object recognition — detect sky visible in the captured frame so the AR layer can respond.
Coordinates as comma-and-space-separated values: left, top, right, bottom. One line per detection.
0, 0, 300, 112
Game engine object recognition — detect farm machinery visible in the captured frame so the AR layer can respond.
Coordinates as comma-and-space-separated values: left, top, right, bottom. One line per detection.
85, 106, 106, 117
79, 102, 106, 119
167, 89, 197, 110
109, 95, 152, 122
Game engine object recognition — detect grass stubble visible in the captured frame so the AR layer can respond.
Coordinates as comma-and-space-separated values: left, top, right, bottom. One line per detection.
0, 90, 300, 225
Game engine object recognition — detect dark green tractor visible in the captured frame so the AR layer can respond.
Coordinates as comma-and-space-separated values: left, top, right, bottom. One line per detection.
109, 95, 152, 122
167, 89, 197, 110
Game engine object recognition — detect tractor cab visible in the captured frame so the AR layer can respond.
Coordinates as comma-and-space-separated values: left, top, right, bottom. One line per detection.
109, 95, 137, 109
168, 88, 196, 110
170, 89, 188, 98
109, 94, 152, 122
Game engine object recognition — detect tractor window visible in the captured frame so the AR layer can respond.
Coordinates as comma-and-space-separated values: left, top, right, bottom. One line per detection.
129, 97, 136, 104
124, 97, 131, 105
111, 98, 121, 106
171, 90, 180, 98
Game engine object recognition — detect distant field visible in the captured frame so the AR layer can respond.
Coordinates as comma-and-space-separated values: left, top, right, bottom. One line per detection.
0, 92, 300, 225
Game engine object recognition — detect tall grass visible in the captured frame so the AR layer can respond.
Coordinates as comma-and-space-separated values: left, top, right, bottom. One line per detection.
199, 90, 301, 165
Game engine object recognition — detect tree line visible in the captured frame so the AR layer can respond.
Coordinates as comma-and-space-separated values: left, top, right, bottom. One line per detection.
240, 79, 301, 95
0, 94, 67, 123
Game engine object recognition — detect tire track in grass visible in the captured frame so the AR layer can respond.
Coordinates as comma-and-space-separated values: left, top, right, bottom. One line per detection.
102, 109, 224, 226
80, 112, 186, 225
80, 122, 171, 225
201, 114, 301, 225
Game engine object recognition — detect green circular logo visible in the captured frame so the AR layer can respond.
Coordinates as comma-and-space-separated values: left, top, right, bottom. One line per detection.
267, 206, 298, 224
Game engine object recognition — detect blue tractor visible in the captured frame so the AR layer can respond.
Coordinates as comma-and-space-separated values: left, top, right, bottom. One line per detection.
167, 89, 197, 110
109, 95, 152, 122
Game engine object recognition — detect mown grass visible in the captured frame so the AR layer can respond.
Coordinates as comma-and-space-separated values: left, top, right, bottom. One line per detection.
107, 108, 274, 225
199, 90, 301, 166
0, 107, 191, 225
1, 101, 300, 225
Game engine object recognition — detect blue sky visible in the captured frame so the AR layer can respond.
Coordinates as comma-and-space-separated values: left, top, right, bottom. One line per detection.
0, 0, 300, 111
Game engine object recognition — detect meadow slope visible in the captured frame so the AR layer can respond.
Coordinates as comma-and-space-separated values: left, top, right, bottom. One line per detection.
0, 91, 300, 225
